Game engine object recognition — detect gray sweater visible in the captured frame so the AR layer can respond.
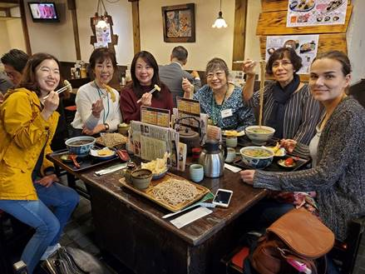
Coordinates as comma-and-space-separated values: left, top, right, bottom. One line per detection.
254, 97, 365, 241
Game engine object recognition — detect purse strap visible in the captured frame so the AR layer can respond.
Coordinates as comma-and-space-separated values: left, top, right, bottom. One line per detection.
267, 208, 335, 258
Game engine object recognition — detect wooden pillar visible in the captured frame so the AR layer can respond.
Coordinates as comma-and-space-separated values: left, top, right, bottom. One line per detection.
18, 0, 32, 55
67, 0, 81, 60
129, 0, 141, 54
232, 0, 247, 71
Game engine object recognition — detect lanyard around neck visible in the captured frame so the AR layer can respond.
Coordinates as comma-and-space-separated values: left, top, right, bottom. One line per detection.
211, 87, 228, 126
94, 81, 110, 124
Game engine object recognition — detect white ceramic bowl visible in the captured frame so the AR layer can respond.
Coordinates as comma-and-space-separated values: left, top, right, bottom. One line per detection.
240, 146, 274, 169
245, 126, 275, 145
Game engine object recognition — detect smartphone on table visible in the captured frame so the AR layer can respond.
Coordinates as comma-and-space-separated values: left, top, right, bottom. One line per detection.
213, 189, 233, 208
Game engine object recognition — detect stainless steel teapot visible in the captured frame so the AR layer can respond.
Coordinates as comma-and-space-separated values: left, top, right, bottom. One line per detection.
198, 140, 226, 178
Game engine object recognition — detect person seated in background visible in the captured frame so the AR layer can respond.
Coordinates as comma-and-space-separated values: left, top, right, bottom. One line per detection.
1, 49, 29, 88
71, 48, 122, 136
241, 51, 365, 272
242, 47, 322, 145
183, 57, 256, 139
159, 46, 201, 106
0, 53, 79, 273
120, 51, 174, 123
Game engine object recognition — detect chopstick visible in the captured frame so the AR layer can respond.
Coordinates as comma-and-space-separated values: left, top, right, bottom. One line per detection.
136, 84, 161, 104
43, 80, 72, 100
233, 60, 265, 64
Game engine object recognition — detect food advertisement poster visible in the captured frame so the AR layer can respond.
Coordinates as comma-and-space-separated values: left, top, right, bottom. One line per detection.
266, 35, 319, 74
287, 0, 347, 27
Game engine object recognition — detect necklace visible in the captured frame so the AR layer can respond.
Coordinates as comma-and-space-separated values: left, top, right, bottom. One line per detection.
94, 81, 110, 124
211, 86, 229, 126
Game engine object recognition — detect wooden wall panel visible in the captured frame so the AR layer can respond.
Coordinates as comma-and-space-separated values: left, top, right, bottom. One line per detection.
257, 5, 352, 36
232, 0, 248, 71
261, 0, 351, 12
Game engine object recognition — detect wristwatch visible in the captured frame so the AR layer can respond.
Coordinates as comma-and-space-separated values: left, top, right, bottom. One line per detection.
104, 123, 109, 131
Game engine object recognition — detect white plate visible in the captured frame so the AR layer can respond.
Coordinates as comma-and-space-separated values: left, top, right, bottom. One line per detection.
90, 148, 116, 159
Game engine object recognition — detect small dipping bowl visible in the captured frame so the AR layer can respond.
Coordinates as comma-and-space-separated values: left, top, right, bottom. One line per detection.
131, 169, 153, 190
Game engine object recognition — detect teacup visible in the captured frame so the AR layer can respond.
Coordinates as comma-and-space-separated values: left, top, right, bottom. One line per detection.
189, 164, 204, 183
225, 148, 236, 163
226, 136, 237, 148
130, 169, 152, 190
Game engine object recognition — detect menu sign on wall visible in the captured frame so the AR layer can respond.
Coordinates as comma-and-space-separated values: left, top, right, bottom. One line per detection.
287, 0, 348, 27
266, 35, 319, 74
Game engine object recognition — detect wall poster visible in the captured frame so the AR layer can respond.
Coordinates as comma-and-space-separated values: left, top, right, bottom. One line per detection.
266, 35, 320, 74
287, 0, 348, 27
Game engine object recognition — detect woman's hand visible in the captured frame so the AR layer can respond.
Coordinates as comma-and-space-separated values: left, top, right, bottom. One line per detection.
280, 139, 297, 153
207, 125, 221, 140
91, 99, 103, 118
140, 92, 152, 106
242, 59, 257, 76
182, 77, 193, 97
240, 170, 256, 185
82, 124, 105, 135
42, 91, 59, 120
35, 174, 59, 188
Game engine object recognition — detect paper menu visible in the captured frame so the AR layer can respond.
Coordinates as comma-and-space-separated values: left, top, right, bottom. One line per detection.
170, 207, 212, 229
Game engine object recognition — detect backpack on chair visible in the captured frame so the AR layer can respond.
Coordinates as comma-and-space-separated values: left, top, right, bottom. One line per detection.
250, 208, 335, 274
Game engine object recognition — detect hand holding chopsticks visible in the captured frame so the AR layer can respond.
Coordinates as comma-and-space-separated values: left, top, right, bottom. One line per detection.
136, 84, 161, 104
43, 80, 72, 100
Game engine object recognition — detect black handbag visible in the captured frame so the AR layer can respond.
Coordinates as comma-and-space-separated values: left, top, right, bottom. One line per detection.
42, 247, 111, 274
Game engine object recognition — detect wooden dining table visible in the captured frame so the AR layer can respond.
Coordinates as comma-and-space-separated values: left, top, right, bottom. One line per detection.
47, 150, 267, 274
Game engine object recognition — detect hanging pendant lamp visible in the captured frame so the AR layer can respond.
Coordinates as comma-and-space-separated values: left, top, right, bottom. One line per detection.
212, 0, 227, 28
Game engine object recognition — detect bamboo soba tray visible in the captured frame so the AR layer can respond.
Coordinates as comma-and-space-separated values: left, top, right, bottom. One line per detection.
119, 173, 210, 212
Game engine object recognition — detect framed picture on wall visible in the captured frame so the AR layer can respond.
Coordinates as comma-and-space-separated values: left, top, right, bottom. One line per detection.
161, 3, 196, 43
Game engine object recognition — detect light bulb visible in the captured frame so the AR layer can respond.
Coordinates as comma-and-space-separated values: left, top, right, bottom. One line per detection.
212, 11, 227, 28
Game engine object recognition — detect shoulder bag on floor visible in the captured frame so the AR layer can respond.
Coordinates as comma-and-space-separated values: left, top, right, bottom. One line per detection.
250, 208, 335, 274
42, 246, 111, 274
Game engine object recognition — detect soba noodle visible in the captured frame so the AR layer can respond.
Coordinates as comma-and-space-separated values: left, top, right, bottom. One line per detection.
151, 179, 198, 206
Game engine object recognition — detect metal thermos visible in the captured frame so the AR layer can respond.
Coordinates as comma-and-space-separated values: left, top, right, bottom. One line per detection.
198, 140, 226, 178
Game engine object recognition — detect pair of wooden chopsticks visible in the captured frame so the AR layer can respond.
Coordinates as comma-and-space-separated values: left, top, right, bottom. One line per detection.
136, 84, 161, 104
43, 80, 72, 100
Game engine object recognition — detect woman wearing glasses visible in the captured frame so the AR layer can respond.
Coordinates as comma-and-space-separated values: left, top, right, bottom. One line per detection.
183, 58, 255, 139
242, 47, 322, 145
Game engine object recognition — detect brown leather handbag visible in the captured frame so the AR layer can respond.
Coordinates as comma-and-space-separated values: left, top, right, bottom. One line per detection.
251, 208, 335, 274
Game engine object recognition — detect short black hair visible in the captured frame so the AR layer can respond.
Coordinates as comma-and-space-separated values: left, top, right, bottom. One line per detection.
171, 46, 188, 62
266, 47, 302, 75
1, 49, 29, 73
88, 47, 118, 77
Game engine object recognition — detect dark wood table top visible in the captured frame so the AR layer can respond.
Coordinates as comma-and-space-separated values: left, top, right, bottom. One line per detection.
80, 165, 267, 246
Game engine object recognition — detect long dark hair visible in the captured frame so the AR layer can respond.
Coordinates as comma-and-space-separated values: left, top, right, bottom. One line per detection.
130, 51, 162, 99
20, 53, 64, 97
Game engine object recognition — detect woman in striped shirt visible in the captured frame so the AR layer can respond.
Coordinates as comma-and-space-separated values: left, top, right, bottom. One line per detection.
242, 47, 322, 145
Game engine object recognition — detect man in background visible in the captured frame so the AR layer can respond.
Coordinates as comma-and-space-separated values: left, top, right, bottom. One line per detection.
159, 46, 201, 106
1, 49, 29, 88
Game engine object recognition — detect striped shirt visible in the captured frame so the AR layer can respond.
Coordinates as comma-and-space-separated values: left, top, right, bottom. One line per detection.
247, 82, 322, 145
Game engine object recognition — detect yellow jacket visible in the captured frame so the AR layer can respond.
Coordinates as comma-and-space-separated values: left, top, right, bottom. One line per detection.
0, 88, 59, 200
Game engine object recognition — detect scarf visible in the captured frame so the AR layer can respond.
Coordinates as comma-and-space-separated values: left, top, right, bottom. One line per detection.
266, 74, 300, 139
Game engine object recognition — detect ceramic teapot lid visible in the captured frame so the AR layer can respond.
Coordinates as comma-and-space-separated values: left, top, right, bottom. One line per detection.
179, 126, 199, 138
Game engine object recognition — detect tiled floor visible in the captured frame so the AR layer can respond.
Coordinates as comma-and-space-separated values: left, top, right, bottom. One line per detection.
64, 178, 365, 274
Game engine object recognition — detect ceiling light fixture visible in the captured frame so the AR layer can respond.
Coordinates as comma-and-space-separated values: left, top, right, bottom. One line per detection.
212, 0, 227, 29
95, 0, 109, 28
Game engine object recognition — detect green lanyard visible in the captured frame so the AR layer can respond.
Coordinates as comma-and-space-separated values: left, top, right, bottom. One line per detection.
211, 87, 228, 126
94, 81, 110, 124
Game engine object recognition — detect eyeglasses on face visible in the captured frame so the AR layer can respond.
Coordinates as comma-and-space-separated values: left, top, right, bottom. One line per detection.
272, 60, 292, 68
207, 71, 225, 79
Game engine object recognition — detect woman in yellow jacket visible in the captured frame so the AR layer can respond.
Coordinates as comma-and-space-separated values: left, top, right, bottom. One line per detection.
0, 53, 79, 273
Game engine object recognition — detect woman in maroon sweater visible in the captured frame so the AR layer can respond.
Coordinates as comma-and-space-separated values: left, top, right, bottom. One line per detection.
120, 51, 174, 123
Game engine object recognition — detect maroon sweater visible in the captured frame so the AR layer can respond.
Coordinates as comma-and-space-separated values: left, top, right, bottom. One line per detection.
120, 83, 174, 123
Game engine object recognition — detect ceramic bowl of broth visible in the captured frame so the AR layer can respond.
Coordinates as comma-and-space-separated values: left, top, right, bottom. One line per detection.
240, 146, 274, 169
245, 126, 275, 145
65, 136, 96, 157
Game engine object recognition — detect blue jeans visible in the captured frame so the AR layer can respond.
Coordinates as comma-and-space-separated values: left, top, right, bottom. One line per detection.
0, 183, 79, 273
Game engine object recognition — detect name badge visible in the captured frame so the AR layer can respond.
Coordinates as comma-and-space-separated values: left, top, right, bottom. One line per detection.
221, 109, 233, 119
